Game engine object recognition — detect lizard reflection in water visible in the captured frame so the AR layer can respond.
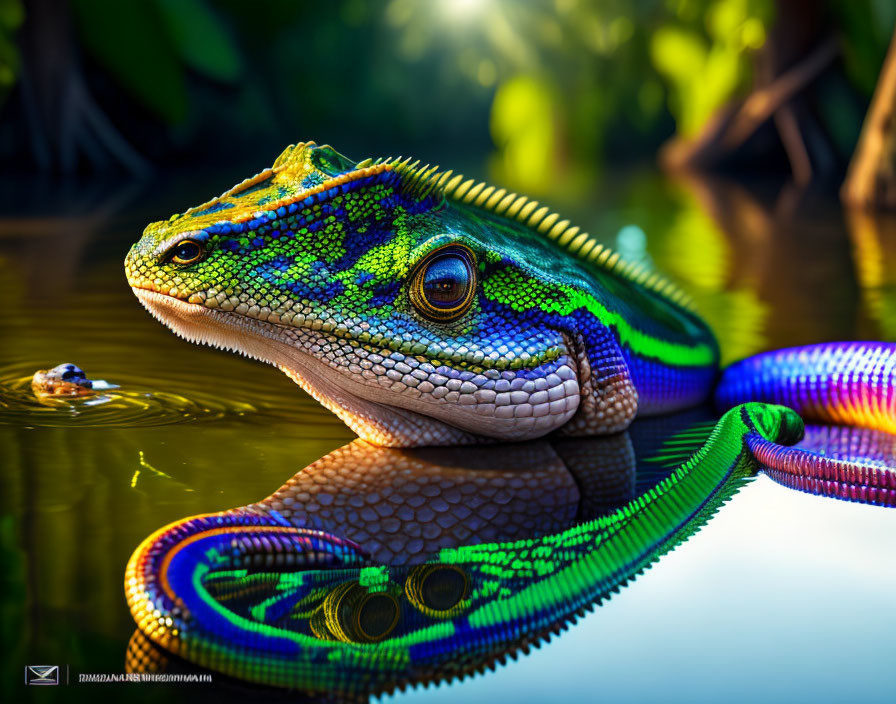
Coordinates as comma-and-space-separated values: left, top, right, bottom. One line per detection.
126, 406, 895, 694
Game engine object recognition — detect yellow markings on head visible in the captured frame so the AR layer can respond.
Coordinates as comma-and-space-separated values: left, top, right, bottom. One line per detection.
159, 140, 698, 314
171, 142, 393, 234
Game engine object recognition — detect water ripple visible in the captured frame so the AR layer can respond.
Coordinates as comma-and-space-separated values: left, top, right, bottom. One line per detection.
0, 362, 259, 428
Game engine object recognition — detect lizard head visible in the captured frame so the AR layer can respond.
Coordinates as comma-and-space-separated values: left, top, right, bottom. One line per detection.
126, 142, 711, 446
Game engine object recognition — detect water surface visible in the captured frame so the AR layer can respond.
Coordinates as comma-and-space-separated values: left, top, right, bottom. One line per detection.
1, 168, 894, 702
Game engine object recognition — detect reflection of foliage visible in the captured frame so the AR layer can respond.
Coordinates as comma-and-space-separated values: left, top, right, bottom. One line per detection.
847, 210, 896, 339
613, 173, 768, 365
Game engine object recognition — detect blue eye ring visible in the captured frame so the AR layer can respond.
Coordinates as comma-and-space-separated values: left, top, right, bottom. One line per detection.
168, 239, 205, 266
409, 245, 477, 322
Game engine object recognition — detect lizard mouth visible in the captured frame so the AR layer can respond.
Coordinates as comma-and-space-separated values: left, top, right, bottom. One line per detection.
131, 288, 579, 446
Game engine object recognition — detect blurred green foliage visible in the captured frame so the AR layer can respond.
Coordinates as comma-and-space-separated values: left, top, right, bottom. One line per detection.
831, 0, 896, 95
0, 0, 22, 103
71, 0, 244, 124
0, 0, 894, 181
489, 75, 559, 194
651, 0, 771, 136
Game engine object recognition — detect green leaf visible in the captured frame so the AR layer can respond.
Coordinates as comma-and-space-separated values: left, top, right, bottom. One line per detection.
830, 0, 893, 96
0, 0, 23, 32
650, 26, 707, 83
155, 0, 243, 83
0, 34, 18, 86
71, 0, 187, 124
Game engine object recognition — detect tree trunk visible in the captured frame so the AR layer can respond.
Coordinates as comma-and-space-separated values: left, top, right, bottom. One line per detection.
842, 29, 896, 209
18, 0, 149, 175
660, 0, 838, 183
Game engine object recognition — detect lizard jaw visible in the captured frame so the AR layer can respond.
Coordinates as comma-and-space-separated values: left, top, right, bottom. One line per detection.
131, 288, 526, 446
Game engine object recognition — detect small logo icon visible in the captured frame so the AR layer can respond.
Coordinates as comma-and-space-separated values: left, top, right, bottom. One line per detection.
25, 665, 59, 685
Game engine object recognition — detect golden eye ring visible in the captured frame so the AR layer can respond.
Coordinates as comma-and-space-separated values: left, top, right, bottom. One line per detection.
169, 240, 204, 266
409, 245, 477, 322
404, 564, 469, 618
317, 581, 400, 643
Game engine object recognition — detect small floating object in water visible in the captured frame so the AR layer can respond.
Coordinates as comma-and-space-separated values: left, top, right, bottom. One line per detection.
31, 363, 118, 399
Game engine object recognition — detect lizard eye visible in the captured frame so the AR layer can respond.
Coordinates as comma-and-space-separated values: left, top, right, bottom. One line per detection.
410, 246, 476, 322
169, 240, 204, 266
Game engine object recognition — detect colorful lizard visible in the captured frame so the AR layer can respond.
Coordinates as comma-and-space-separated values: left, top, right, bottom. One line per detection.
123, 142, 896, 692
124, 142, 895, 450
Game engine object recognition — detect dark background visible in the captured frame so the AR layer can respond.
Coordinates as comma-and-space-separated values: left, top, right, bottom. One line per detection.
1, 0, 892, 194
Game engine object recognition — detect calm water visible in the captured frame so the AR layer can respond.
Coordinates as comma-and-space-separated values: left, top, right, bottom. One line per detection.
1, 167, 894, 702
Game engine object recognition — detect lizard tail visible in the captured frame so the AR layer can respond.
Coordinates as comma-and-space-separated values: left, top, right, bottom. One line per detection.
715, 342, 896, 433
716, 342, 896, 505
746, 431, 896, 506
